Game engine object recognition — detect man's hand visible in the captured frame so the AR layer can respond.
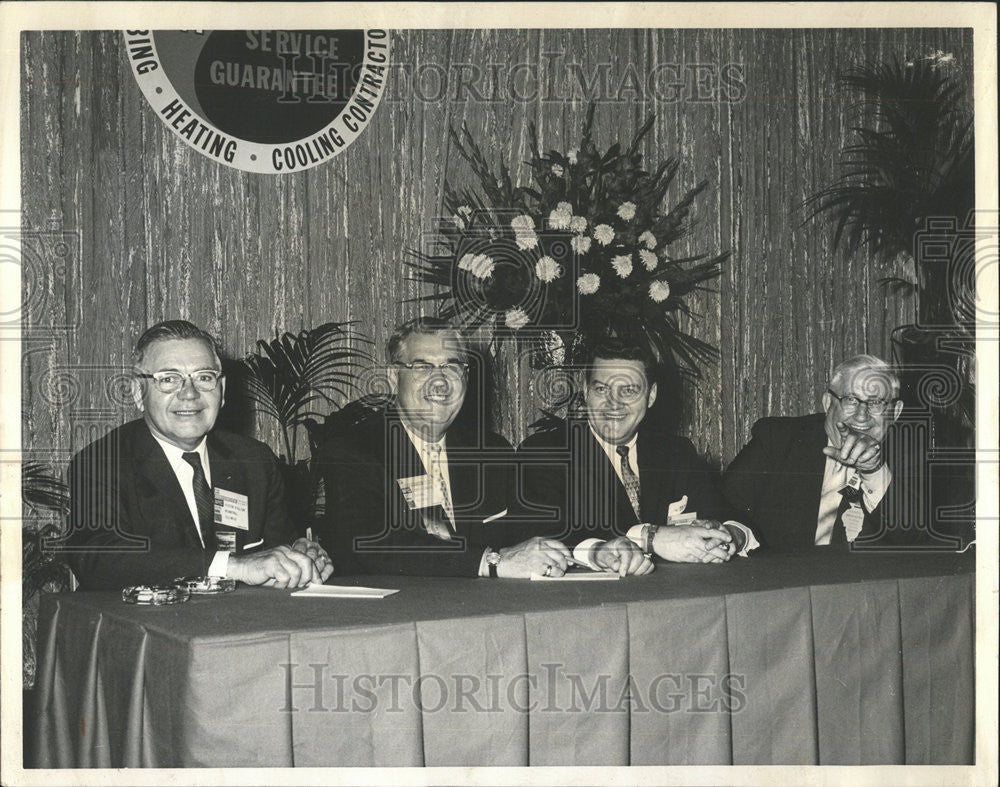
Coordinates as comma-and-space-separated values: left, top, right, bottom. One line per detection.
497, 537, 572, 579
291, 537, 334, 582
694, 520, 746, 561
823, 421, 884, 474
592, 537, 654, 576
653, 524, 732, 563
228, 544, 322, 588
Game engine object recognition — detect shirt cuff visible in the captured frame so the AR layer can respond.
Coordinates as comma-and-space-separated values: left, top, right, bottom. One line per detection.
859, 464, 892, 512
573, 539, 605, 569
626, 524, 646, 547
724, 521, 759, 557
477, 548, 491, 578
209, 550, 231, 578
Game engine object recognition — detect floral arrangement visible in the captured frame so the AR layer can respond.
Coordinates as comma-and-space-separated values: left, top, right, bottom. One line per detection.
406, 104, 728, 376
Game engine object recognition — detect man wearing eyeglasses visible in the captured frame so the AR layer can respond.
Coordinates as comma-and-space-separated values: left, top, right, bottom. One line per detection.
721, 354, 909, 549
66, 320, 333, 589
519, 337, 757, 574
312, 316, 574, 578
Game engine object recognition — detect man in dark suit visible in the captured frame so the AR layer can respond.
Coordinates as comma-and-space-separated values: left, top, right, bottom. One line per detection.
519, 338, 757, 574
66, 320, 333, 590
312, 317, 573, 578
722, 354, 927, 550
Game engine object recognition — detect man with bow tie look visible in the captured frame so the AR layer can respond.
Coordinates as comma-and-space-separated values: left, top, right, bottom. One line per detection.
721, 355, 919, 550
65, 320, 333, 590
519, 338, 758, 575
311, 317, 573, 578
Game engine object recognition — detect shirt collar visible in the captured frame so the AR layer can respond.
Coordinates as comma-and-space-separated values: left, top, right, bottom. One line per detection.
150, 431, 209, 469
400, 419, 446, 455
589, 424, 638, 455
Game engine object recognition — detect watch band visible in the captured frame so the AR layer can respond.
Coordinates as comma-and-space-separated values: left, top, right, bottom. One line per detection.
644, 523, 660, 557
486, 549, 500, 578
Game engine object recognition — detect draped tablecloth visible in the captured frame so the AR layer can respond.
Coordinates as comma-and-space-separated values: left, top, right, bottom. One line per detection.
32, 550, 974, 767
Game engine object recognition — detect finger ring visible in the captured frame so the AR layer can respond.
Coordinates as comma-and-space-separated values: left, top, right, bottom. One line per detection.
543, 565, 552, 577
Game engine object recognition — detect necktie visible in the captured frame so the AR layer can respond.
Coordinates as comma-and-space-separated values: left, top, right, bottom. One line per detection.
615, 445, 642, 518
182, 452, 216, 550
830, 484, 863, 544
427, 442, 455, 534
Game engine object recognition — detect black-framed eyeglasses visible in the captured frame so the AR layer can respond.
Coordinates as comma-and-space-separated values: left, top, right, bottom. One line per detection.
827, 389, 895, 415
136, 369, 223, 393
396, 361, 469, 378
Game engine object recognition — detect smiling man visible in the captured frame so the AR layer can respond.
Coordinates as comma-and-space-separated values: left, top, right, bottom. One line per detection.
312, 317, 573, 578
519, 337, 757, 574
721, 354, 917, 549
66, 320, 333, 589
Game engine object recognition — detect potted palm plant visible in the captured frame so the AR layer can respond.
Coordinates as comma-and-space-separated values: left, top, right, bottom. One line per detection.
237, 322, 373, 529
806, 53, 975, 447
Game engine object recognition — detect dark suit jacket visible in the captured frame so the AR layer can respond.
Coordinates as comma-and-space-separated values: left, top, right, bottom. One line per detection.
721, 413, 933, 550
517, 419, 737, 545
311, 410, 519, 576
65, 419, 294, 589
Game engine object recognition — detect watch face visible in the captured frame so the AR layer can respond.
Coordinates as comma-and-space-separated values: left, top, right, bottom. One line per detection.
487, 551, 501, 566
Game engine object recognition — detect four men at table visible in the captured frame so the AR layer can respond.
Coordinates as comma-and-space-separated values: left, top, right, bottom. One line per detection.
65, 317, 926, 590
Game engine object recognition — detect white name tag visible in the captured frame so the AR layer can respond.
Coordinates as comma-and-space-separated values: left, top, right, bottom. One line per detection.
397, 474, 442, 510
843, 503, 865, 541
214, 488, 249, 530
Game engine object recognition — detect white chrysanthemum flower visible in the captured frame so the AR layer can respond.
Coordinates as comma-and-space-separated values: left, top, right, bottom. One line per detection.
593, 224, 615, 246
577, 273, 600, 295
505, 308, 531, 330
551, 163, 564, 177
649, 280, 671, 302
569, 215, 587, 235
511, 214, 534, 232
571, 235, 592, 254
458, 253, 475, 271
487, 228, 499, 241
611, 254, 633, 278
511, 214, 538, 250
549, 205, 572, 230
457, 205, 472, 219
470, 254, 495, 279
567, 148, 579, 165
617, 202, 637, 221
639, 230, 657, 249
535, 256, 562, 283
639, 248, 658, 271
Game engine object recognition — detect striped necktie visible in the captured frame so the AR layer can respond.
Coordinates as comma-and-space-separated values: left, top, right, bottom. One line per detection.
427, 442, 455, 533
181, 451, 215, 549
615, 444, 642, 518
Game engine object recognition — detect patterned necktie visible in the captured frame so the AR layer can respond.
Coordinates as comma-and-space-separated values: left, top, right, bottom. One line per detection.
830, 484, 863, 544
182, 452, 216, 550
427, 442, 455, 530
615, 444, 642, 518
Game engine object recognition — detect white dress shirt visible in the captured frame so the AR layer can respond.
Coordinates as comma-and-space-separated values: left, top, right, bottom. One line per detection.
150, 433, 230, 577
574, 427, 759, 567
814, 448, 892, 545
399, 421, 455, 523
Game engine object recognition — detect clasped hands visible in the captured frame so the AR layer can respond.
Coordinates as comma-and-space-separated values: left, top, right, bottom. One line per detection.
650, 520, 744, 564
227, 537, 334, 588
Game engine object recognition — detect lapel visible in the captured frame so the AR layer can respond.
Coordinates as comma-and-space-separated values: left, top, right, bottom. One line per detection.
132, 421, 202, 548
635, 428, 675, 524
793, 416, 832, 532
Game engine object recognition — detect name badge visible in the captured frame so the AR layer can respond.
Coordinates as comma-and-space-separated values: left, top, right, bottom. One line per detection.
214, 488, 249, 530
842, 503, 865, 541
397, 474, 442, 510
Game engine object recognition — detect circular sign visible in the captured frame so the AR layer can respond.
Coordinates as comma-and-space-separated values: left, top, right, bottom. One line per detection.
124, 29, 390, 173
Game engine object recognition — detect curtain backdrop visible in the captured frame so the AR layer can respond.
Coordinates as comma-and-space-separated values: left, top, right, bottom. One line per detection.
21, 28, 973, 467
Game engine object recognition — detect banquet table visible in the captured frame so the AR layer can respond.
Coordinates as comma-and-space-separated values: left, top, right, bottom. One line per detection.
32, 549, 974, 768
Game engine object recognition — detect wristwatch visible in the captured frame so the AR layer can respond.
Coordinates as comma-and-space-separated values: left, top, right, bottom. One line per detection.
486, 549, 502, 578
644, 523, 660, 557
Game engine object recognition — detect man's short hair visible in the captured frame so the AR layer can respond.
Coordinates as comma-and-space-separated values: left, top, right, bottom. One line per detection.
386, 317, 468, 362
579, 336, 656, 381
829, 354, 900, 398
133, 320, 221, 369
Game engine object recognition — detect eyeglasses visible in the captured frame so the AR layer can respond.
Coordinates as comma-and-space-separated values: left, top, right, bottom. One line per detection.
136, 369, 223, 393
827, 389, 895, 415
588, 381, 646, 404
396, 361, 469, 379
